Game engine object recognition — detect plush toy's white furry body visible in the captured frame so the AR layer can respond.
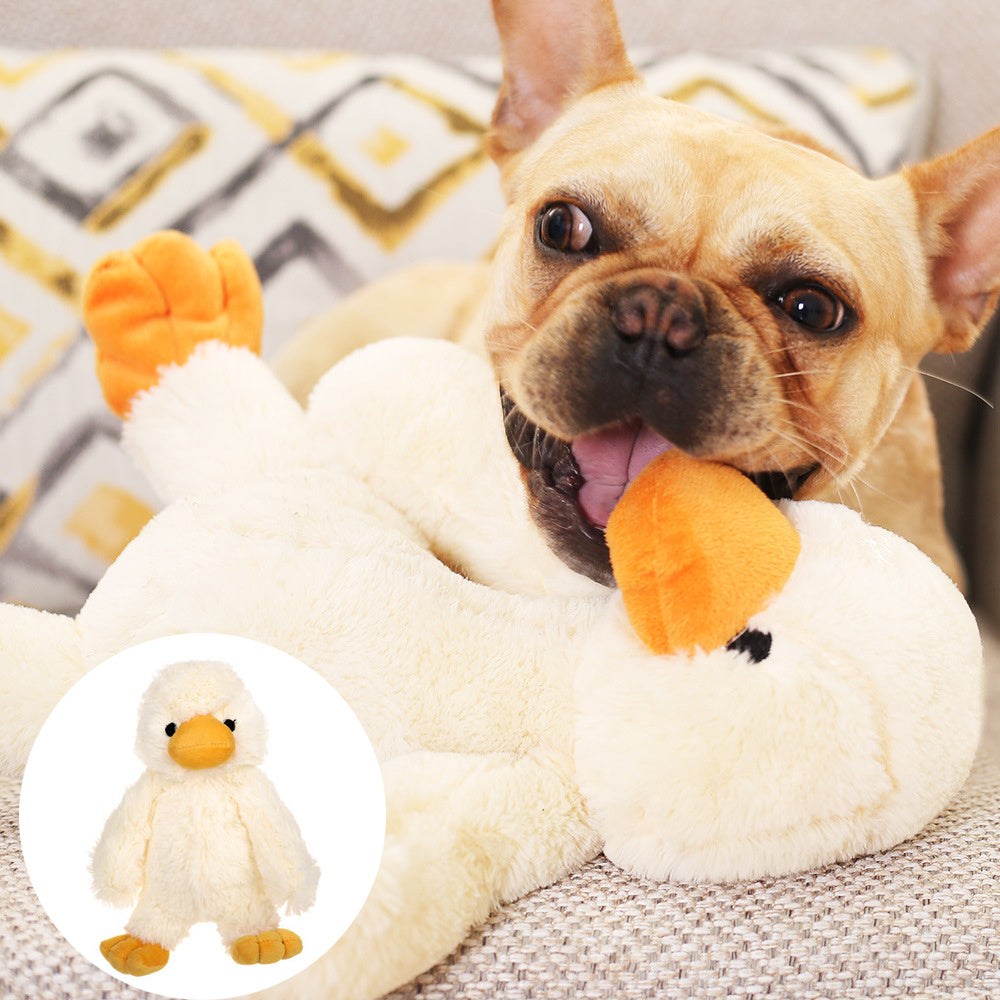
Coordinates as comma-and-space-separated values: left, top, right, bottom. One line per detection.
0, 339, 983, 1000
96, 770, 304, 946
91, 662, 318, 969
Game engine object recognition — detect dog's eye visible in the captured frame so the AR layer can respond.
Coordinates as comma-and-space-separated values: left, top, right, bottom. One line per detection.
774, 284, 846, 334
536, 202, 596, 254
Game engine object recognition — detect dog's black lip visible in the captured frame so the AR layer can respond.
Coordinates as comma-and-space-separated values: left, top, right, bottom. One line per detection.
500, 387, 603, 545
500, 385, 819, 584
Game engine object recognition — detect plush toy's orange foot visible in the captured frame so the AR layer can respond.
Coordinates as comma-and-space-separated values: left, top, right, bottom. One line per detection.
230, 928, 303, 965
100, 933, 170, 976
82, 230, 264, 417
606, 450, 801, 655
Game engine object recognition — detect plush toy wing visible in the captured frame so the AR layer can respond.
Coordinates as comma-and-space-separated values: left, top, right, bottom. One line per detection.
90, 771, 163, 908
235, 768, 320, 914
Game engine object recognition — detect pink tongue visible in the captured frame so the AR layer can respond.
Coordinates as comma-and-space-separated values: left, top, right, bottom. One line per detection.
572, 423, 672, 528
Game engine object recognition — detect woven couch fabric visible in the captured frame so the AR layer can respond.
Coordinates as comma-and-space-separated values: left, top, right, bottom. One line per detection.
0, 46, 928, 613
2, 621, 997, 1000
388, 766, 1000, 1000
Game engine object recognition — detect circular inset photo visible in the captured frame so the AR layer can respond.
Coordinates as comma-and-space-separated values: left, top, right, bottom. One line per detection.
19, 633, 385, 1000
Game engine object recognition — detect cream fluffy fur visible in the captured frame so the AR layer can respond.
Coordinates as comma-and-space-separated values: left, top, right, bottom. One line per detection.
0, 338, 983, 999
91, 661, 318, 950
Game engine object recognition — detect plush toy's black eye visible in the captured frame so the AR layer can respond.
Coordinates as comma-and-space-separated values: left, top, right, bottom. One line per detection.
773, 283, 847, 334
224, 719, 236, 732
726, 628, 772, 664
164, 722, 177, 737
536, 202, 597, 254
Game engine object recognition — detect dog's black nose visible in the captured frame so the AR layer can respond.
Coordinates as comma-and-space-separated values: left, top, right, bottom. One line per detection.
611, 280, 707, 356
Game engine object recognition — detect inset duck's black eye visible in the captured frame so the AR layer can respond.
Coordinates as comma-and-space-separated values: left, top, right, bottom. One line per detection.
224, 719, 236, 732
164, 722, 177, 737
726, 628, 772, 663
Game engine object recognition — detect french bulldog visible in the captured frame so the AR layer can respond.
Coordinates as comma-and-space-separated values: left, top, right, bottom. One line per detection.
482, 0, 1000, 586
277, 0, 1000, 590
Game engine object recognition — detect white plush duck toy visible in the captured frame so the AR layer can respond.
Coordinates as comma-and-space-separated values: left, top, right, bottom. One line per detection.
91, 660, 319, 977
0, 232, 981, 1000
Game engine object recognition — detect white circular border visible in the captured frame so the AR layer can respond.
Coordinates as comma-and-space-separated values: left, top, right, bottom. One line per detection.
20, 633, 385, 1000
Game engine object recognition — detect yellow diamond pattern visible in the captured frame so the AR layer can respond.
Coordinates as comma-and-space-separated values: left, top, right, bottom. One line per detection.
64, 483, 154, 563
0, 306, 29, 363
362, 126, 411, 168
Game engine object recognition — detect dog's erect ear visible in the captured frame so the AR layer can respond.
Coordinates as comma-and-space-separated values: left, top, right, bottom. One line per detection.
488, 0, 638, 164
905, 126, 1000, 353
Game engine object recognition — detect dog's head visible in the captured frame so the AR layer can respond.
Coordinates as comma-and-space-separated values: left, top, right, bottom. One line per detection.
483, 0, 1000, 585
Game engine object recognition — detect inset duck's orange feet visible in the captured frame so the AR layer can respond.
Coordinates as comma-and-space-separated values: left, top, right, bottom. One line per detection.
82, 230, 263, 417
230, 928, 303, 965
100, 933, 170, 976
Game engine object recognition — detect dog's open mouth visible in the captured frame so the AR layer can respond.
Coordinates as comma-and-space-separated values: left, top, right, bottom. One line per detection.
501, 387, 817, 585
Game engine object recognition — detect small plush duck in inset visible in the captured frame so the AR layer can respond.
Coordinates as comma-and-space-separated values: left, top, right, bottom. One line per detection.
91, 661, 319, 976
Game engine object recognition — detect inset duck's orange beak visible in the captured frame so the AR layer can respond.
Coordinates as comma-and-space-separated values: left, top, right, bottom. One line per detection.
167, 714, 235, 769
606, 451, 801, 656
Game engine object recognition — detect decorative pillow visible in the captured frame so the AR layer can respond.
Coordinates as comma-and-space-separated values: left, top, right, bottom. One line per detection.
0, 47, 929, 612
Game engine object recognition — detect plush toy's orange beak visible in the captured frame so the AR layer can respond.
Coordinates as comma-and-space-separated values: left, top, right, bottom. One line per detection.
606, 451, 801, 656
167, 714, 235, 769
